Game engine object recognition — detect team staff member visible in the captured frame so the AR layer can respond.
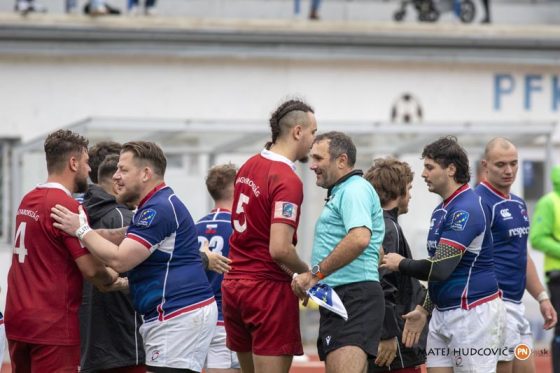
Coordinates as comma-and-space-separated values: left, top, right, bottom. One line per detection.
222, 99, 317, 373
293, 132, 385, 373
52, 141, 217, 373
530, 164, 560, 373
476, 138, 556, 373
365, 158, 427, 373
81, 153, 146, 373
5, 130, 119, 372
382, 136, 505, 373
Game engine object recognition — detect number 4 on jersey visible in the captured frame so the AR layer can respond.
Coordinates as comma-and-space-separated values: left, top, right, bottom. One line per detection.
14, 222, 28, 263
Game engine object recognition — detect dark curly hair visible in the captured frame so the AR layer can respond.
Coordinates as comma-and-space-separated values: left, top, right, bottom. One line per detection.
421, 136, 470, 184
44, 129, 89, 174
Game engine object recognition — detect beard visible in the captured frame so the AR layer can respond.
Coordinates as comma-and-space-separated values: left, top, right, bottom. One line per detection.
117, 184, 141, 208
75, 176, 89, 194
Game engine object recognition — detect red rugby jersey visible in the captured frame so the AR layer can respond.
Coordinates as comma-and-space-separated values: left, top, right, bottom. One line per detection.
227, 150, 303, 282
6, 183, 89, 345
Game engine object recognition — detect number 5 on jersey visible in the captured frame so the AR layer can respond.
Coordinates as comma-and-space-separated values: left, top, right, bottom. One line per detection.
233, 193, 249, 233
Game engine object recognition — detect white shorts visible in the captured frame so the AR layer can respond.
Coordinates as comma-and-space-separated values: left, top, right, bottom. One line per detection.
0, 322, 5, 364
140, 302, 218, 370
205, 324, 240, 369
427, 298, 506, 373
499, 301, 533, 362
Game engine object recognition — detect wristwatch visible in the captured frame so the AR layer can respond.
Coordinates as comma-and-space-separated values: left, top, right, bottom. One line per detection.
311, 264, 326, 280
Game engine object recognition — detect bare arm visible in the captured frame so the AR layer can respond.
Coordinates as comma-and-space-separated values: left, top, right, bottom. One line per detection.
269, 223, 309, 275
526, 251, 558, 330
318, 226, 371, 277
75, 254, 118, 290
96, 227, 128, 245
51, 204, 150, 273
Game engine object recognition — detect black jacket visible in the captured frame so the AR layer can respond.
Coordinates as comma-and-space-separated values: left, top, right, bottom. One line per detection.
369, 208, 427, 372
79, 184, 145, 372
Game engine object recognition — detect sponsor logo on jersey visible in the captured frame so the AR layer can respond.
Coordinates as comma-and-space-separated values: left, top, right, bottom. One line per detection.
430, 218, 436, 229
500, 208, 513, 220
451, 210, 469, 231
508, 226, 530, 238
205, 224, 218, 234
136, 209, 157, 227
274, 201, 298, 222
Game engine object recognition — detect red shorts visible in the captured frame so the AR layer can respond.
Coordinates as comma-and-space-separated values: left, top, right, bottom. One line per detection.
222, 279, 303, 356
8, 339, 80, 372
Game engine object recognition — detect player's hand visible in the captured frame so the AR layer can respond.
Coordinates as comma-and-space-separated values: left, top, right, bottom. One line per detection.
380, 253, 405, 272
51, 204, 91, 239
206, 251, 232, 274
375, 337, 398, 367
98, 277, 129, 293
540, 299, 558, 330
402, 305, 428, 348
291, 272, 318, 302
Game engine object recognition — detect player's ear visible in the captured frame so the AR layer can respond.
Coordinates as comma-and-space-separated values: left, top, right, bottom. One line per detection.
293, 124, 303, 141
69, 155, 79, 172
142, 166, 152, 182
337, 153, 348, 169
447, 163, 457, 178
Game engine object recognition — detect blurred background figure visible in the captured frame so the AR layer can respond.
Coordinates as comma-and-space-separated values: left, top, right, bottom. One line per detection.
83, 0, 122, 16
481, 0, 491, 23
14, 0, 47, 13
530, 165, 560, 373
294, 0, 322, 20
128, 0, 157, 16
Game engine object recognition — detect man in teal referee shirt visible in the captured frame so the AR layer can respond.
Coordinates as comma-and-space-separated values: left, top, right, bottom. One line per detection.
293, 131, 385, 373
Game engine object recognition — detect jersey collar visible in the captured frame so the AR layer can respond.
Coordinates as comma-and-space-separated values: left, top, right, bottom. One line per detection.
37, 182, 72, 197
211, 208, 231, 213
260, 149, 296, 171
480, 181, 510, 200
443, 183, 470, 208
138, 182, 167, 208
326, 169, 364, 203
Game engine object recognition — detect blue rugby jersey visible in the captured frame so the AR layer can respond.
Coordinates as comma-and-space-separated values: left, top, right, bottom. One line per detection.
196, 209, 232, 324
427, 184, 500, 311
476, 181, 529, 303
126, 183, 214, 321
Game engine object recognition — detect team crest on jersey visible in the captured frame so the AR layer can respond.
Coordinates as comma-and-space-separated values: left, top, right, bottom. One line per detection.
274, 201, 298, 222
137, 209, 157, 227
451, 210, 469, 231
519, 206, 529, 222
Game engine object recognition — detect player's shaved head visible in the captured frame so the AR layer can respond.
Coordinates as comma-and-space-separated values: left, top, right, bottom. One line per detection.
484, 137, 516, 160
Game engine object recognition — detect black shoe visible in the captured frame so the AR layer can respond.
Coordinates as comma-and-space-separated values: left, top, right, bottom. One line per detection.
105, 3, 121, 14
